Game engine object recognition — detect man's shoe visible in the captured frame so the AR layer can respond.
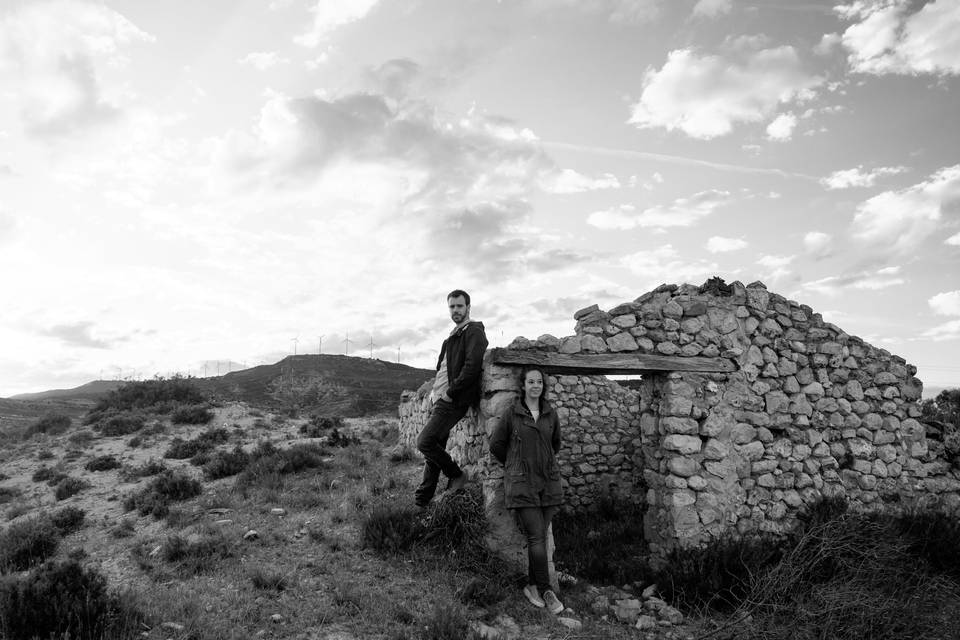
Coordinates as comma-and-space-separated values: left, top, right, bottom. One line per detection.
447, 471, 468, 494
523, 584, 545, 608
542, 590, 564, 614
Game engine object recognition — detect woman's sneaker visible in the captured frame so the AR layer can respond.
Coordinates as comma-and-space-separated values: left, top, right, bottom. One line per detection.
542, 590, 564, 614
523, 584, 545, 608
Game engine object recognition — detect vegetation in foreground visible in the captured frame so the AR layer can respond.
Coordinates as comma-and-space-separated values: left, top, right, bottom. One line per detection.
2, 379, 960, 640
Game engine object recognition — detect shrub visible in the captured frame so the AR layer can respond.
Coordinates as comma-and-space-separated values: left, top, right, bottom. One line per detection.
420, 602, 475, 640
67, 430, 95, 447
126, 435, 143, 448
388, 444, 415, 463
122, 470, 202, 519
299, 415, 345, 438
234, 442, 327, 489
553, 492, 649, 586
84, 455, 122, 472
361, 506, 426, 554
50, 506, 86, 535
84, 376, 206, 424
249, 567, 289, 591
161, 530, 235, 575
5, 504, 30, 521
36, 450, 54, 460
361, 487, 494, 574
893, 508, 960, 581
164, 428, 230, 460
110, 519, 136, 539
119, 459, 167, 481
0, 487, 19, 505
729, 511, 960, 640
96, 411, 146, 437
0, 560, 142, 640
0, 516, 60, 572
23, 413, 71, 439
656, 533, 785, 612
202, 446, 250, 480
32, 466, 66, 485
171, 404, 215, 425
327, 428, 360, 448
54, 477, 87, 501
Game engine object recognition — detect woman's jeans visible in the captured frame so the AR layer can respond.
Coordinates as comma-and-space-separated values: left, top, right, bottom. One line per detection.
516, 505, 559, 593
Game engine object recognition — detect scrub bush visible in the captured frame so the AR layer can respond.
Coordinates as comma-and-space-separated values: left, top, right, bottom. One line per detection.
202, 446, 250, 480
122, 470, 202, 519
85, 454, 121, 472
50, 506, 86, 535
54, 476, 87, 501
163, 427, 229, 460
170, 404, 215, 425
0, 516, 60, 572
0, 560, 142, 640
23, 413, 72, 439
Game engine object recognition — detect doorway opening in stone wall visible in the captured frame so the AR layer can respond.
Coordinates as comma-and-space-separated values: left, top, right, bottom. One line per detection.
549, 372, 652, 587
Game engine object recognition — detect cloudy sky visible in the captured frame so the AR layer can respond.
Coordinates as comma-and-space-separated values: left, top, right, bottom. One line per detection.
1, 0, 959, 397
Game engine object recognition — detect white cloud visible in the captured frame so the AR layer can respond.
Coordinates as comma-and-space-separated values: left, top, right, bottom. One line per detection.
766, 112, 797, 141
540, 169, 621, 194
946, 231, 960, 246
803, 231, 833, 257
541, 0, 661, 24
621, 245, 721, 285
821, 164, 907, 189
628, 47, 824, 139
587, 189, 732, 230
208, 84, 596, 282
692, 0, 732, 19
837, 0, 960, 75
815, 33, 842, 55
851, 165, 960, 253
929, 290, 960, 316
0, 0, 153, 135
802, 266, 906, 295
757, 254, 795, 280
295, 0, 382, 48
239, 51, 290, 70
921, 319, 960, 341
706, 236, 747, 253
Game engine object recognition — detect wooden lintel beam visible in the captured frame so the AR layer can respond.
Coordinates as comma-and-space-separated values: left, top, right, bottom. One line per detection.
490, 348, 736, 374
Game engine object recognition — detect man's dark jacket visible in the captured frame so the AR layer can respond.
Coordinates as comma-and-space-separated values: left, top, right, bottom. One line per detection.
437, 321, 488, 408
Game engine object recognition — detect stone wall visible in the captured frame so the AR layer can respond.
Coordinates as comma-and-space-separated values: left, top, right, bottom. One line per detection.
399, 366, 648, 510
398, 279, 959, 557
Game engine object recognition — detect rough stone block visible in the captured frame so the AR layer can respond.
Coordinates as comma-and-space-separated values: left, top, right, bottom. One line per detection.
663, 435, 702, 454
668, 457, 700, 477
558, 336, 582, 354
732, 423, 757, 444
702, 438, 730, 460
606, 332, 639, 352
661, 416, 698, 434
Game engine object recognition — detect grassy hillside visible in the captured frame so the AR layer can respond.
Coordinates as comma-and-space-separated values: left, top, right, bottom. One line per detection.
198, 354, 434, 417
10, 380, 124, 401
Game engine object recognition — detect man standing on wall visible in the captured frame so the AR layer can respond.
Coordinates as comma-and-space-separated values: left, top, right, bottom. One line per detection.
415, 289, 489, 508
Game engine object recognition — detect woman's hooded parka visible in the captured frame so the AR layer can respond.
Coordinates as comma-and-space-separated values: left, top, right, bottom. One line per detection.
489, 396, 563, 509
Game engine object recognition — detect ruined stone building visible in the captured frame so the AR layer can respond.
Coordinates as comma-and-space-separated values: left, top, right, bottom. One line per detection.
399, 280, 957, 559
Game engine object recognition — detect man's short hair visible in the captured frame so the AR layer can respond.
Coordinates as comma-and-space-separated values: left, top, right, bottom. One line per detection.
447, 289, 471, 305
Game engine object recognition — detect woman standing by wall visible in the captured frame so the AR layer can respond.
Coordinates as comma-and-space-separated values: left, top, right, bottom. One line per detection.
489, 365, 565, 614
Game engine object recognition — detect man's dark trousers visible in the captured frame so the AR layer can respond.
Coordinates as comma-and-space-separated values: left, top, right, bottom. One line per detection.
415, 399, 468, 507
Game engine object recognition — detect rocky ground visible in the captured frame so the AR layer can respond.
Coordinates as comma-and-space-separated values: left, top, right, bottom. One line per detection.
0, 402, 709, 640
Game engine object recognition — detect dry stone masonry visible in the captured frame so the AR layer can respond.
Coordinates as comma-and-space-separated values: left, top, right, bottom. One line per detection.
399, 279, 957, 559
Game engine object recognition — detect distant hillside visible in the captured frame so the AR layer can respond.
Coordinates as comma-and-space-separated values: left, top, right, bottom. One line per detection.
10, 379, 124, 401
0, 397, 95, 434
198, 354, 435, 417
